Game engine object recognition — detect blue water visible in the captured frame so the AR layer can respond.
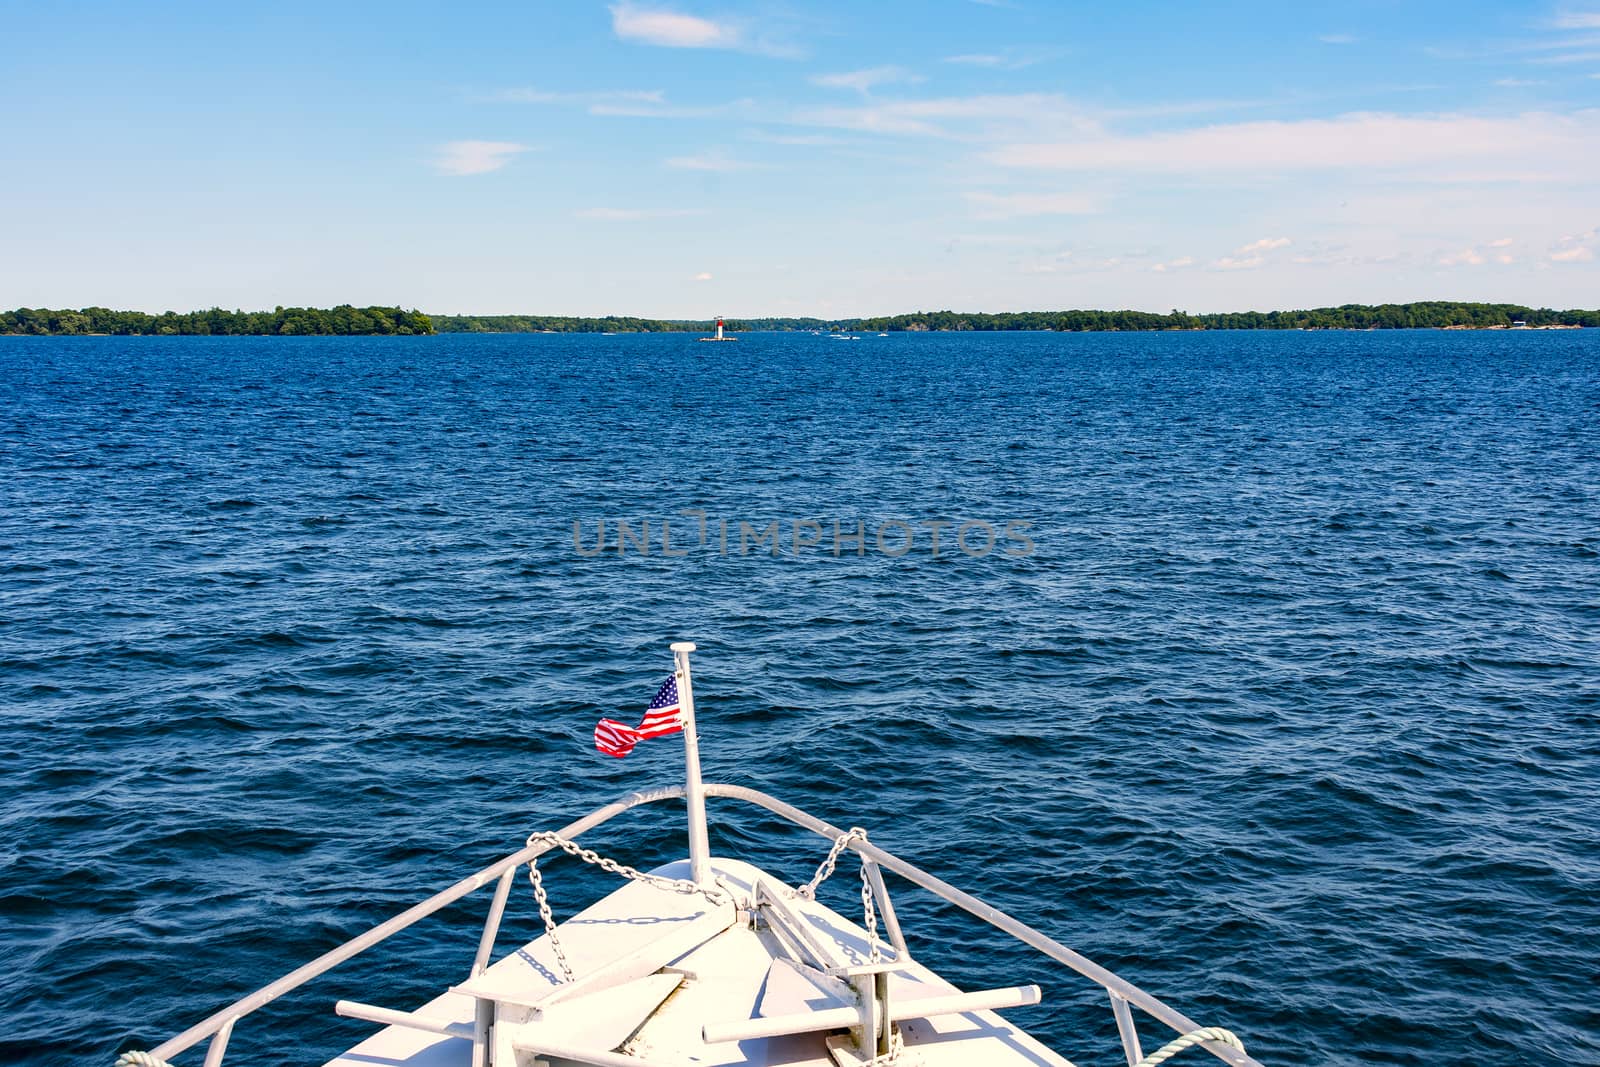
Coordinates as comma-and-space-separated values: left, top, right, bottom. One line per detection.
1, 331, 1597, 1067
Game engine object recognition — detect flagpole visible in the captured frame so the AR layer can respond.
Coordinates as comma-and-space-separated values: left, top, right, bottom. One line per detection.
671, 641, 712, 887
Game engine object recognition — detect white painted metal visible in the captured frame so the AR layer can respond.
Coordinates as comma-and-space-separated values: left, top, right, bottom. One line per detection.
335, 1001, 475, 1039
1111, 991, 1144, 1067
134, 782, 1263, 1067
201, 1019, 234, 1067
671, 641, 712, 888
472, 866, 518, 977
703, 784, 1259, 1067
701, 985, 1043, 1043
860, 860, 908, 960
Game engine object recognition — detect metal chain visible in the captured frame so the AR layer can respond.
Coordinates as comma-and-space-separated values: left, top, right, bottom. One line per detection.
525, 855, 576, 982
860, 863, 882, 963
796, 827, 869, 900
798, 827, 885, 963
797, 828, 904, 1061
523, 830, 731, 984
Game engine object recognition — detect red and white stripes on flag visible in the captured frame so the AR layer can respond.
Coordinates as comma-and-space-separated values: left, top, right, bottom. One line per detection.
594, 675, 683, 758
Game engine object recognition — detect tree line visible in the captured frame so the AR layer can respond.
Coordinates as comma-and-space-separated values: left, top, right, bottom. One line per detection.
0, 306, 435, 336
430, 315, 845, 333
5, 301, 1595, 336
858, 302, 1600, 332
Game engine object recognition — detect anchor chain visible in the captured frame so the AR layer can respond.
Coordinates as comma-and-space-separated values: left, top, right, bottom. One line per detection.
524, 830, 730, 983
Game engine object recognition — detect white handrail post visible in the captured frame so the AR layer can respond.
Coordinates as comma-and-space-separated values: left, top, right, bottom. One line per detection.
671, 641, 712, 886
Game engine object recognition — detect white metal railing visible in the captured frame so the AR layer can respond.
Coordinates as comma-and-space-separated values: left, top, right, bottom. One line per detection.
124, 784, 1262, 1067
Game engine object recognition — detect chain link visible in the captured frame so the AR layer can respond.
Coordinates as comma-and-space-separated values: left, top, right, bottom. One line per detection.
796, 827, 869, 900
523, 830, 730, 984
796, 828, 887, 965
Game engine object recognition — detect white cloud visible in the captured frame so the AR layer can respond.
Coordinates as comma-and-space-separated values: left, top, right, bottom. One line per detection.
1235, 236, 1291, 254
693, 272, 714, 281
665, 152, 757, 171
611, 4, 740, 49
1493, 77, 1544, 86
489, 88, 665, 106
1151, 257, 1195, 273
794, 92, 1096, 138
431, 140, 530, 176
941, 50, 1046, 69
811, 66, 923, 94
1529, 49, 1600, 63
1550, 229, 1598, 262
989, 110, 1599, 174
489, 86, 755, 120
1440, 248, 1487, 266
964, 191, 1098, 218
1552, 11, 1600, 28
1488, 236, 1515, 247
1212, 255, 1265, 271
1497, 254, 1516, 264
745, 130, 843, 146
575, 207, 707, 221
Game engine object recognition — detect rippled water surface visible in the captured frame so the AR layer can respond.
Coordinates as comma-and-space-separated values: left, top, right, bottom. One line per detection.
2, 331, 1597, 1067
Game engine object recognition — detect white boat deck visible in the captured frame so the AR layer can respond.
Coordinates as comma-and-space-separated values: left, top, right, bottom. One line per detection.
324, 858, 1074, 1067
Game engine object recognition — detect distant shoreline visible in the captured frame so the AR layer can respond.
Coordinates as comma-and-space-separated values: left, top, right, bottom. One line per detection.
3, 302, 1596, 336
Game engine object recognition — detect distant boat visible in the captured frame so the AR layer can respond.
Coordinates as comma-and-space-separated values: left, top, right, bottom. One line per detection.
698, 317, 738, 342
877, 332, 888, 337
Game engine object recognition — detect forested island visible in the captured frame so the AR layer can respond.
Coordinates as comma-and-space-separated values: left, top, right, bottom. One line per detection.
858, 302, 1600, 332
4, 301, 1596, 336
0, 306, 434, 336
430, 315, 829, 333
430, 303, 1600, 333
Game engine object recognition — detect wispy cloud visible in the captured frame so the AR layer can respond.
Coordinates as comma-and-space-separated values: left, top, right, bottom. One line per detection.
575, 207, 708, 221
1528, 48, 1600, 63
1493, 77, 1545, 86
1211, 237, 1292, 271
989, 111, 1597, 175
811, 66, 923, 94
488, 86, 755, 120
488, 88, 665, 106
1236, 237, 1292, 254
609, 3, 801, 57
1550, 227, 1599, 261
1319, 33, 1358, 44
665, 151, 759, 171
964, 191, 1098, 218
1439, 247, 1487, 266
1150, 256, 1195, 273
1212, 255, 1266, 271
744, 129, 844, 146
941, 50, 1049, 69
431, 140, 531, 176
794, 92, 1096, 138
1552, 11, 1600, 29
693, 271, 715, 281
611, 4, 739, 48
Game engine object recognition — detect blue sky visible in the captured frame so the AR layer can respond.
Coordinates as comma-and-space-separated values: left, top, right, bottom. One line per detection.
4, 0, 1599, 315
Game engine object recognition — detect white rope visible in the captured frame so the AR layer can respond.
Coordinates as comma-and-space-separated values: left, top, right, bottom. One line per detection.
1133, 1026, 1246, 1067
115, 1053, 176, 1067
523, 830, 730, 983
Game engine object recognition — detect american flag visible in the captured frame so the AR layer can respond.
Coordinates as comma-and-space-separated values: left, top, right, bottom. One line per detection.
594, 675, 683, 758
